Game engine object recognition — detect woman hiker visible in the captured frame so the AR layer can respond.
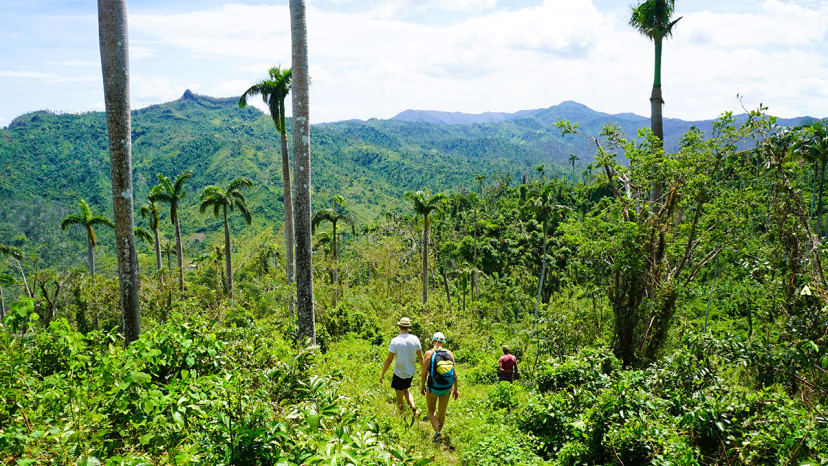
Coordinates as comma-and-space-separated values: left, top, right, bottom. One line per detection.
420, 332, 459, 442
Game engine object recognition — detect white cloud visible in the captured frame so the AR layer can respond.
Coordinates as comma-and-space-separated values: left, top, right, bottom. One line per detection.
131, 4, 291, 59
682, 0, 828, 48
0, 71, 57, 79
50, 60, 99, 67
3, 0, 828, 126
131, 75, 186, 107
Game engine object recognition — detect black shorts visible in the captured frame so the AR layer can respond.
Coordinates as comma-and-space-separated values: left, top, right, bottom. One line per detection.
391, 374, 413, 390
497, 370, 514, 382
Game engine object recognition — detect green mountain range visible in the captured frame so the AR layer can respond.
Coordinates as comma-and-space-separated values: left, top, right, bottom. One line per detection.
0, 90, 815, 270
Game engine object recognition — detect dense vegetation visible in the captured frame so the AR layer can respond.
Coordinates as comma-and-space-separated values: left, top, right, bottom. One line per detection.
2, 87, 828, 464
3, 91, 810, 276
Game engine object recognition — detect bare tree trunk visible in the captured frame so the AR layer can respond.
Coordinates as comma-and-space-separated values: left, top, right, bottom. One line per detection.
12, 259, 32, 298
422, 225, 429, 304
175, 220, 184, 291
650, 85, 664, 204
223, 209, 233, 298
473, 208, 478, 298
290, 0, 315, 344
281, 131, 295, 315
534, 226, 547, 329
98, 0, 141, 343
153, 228, 162, 272
87, 241, 96, 277
817, 158, 825, 237
441, 263, 451, 310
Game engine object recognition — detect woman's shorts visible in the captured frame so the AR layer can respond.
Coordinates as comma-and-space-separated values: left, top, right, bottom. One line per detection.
427, 386, 451, 397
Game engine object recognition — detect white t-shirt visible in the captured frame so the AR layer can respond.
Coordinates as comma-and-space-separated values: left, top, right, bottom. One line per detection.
388, 333, 422, 379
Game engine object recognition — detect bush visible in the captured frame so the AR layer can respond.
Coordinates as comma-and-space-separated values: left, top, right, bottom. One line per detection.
535, 346, 618, 394
461, 425, 543, 466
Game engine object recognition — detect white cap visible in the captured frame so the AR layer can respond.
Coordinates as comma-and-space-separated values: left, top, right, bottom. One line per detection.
432, 332, 445, 342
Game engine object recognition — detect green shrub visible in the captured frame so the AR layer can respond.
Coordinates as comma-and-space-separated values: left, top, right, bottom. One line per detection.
517, 392, 580, 459
535, 346, 618, 394
488, 381, 522, 411
461, 425, 543, 466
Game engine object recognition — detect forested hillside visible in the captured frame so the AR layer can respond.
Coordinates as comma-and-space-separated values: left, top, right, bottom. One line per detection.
0, 91, 810, 274
0, 91, 563, 272
2, 88, 828, 465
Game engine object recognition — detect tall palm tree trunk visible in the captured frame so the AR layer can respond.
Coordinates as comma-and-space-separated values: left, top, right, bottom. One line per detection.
87, 240, 96, 277
817, 159, 826, 237
290, 0, 315, 344
440, 263, 451, 310
422, 226, 429, 304
223, 208, 233, 298
534, 224, 548, 329
473, 209, 478, 298
280, 131, 295, 313
175, 220, 184, 291
153, 228, 162, 272
650, 39, 665, 204
98, 0, 140, 343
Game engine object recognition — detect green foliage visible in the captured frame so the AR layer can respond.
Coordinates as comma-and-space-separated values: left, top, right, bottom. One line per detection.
461, 425, 542, 466
0, 305, 432, 465
3, 98, 828, 466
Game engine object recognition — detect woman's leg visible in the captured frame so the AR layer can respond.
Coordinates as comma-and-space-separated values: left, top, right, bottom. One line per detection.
436, 393, 450, 432
426, 391, 439, 432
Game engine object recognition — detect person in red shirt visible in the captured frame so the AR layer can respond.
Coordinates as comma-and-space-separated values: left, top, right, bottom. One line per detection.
497, 345, 517, 383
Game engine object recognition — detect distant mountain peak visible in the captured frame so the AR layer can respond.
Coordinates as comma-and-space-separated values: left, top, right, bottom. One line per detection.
181, 89, 197, 101
392, 108, 544, 125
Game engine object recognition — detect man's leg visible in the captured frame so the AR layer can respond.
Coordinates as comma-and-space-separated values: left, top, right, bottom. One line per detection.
402, 388, 419, 415
394, 389, 406, 414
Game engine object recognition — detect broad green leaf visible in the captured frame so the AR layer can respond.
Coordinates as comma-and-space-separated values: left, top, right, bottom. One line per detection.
131, 371, 151, 385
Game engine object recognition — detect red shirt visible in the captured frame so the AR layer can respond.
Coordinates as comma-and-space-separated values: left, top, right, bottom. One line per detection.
498, 354, 517, 373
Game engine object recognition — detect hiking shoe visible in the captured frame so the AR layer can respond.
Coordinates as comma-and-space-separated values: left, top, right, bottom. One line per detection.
433, 432, 442, 443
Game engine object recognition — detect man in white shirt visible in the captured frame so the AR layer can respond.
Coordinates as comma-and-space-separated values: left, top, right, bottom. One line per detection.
379, 317, 423, 417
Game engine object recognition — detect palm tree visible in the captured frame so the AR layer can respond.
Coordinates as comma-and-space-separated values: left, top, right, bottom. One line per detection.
194, 245, 225, 294
312, 196, 355, 306
61, 199, 115, 277
139, 201, 163, 272
568, 154, 579, 178
199, 177, 253, 298
239, 66, 295, 302
149, 170, 193, 291
160, 238, 176, 272
629, 0, 681, 202
794, 121, 828, 236
525, 182, 567, 327
135, 227, 153, 245
0, 244, 23, 318
405, 189, 448, 303
290, 0, 315, 343
98, 0, 141, 342
311, 196, 355, 266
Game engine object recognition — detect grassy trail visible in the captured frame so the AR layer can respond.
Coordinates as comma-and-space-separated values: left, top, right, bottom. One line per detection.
317, 337, 504, 465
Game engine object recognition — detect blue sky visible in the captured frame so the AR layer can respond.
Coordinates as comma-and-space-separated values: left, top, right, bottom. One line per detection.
1, 0, 827, 127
